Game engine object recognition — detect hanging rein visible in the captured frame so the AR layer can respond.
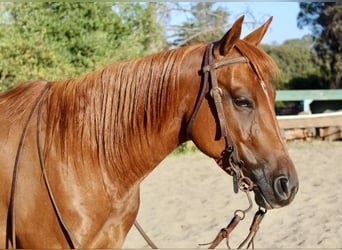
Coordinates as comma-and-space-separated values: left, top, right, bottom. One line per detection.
7, 82, 82, 249
7, 43, 267, 249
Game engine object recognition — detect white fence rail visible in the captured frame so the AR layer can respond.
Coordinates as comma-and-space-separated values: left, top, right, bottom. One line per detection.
277, 111, 342, 129
277, 111, 342, 141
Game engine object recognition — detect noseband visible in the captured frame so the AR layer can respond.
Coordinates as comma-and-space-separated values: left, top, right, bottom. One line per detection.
187, 43, 249, 193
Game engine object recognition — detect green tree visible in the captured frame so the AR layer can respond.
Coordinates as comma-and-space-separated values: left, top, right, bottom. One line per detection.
0, 2, 165, 91
167, 2, 230, 47
297, 2, 342, 88
261, 37, 322, 89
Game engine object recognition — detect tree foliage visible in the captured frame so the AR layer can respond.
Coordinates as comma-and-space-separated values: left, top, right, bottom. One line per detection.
0, 2, 165, 91
2, 2, 337, 93
261, 37, 322, 90
297, 2, 342, 88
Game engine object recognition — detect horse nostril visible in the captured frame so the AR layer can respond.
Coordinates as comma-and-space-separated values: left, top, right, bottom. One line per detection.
274, 176, 290, 201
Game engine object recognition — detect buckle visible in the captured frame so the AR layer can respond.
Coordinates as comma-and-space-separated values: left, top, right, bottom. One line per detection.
210, 87, 223, 97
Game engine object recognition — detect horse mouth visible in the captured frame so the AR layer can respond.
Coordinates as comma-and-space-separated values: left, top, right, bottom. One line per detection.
253, 186, 275, 209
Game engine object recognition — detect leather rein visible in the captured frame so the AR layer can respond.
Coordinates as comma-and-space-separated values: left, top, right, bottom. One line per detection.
7, 82, 82, 249
187, 43, 248, 193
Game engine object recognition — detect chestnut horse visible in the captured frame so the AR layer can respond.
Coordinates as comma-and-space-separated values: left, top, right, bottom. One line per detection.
0, 16, 298, 248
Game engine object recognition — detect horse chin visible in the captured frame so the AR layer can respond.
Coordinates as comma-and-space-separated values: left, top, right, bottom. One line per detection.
253, 186, 279, 210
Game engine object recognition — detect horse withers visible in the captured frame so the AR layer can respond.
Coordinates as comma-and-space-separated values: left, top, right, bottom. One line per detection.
0, 16, 298, 248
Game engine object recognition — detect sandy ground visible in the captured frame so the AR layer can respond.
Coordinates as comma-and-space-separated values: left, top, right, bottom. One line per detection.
123, 141, 342, 248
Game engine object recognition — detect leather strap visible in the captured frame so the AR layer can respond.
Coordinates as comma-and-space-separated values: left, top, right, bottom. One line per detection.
186, 43, 248, 193
7, 82, 82, 249
36, 84, 82, 248
186, 45, 211, 139
7, 82, 52, 249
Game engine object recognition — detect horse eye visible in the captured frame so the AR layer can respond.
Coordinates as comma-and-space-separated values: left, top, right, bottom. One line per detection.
233, 97, 253, 109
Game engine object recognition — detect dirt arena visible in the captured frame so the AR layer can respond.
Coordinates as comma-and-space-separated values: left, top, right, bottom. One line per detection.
124, 141, 342, 248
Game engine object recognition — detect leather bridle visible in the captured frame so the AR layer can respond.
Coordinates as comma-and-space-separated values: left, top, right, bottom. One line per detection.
186, 43, 249, 193
183, 43, 267, 249
136, 43, 263, 249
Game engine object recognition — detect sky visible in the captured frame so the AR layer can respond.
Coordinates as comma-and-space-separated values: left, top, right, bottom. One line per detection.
223, 2, 311, 44
169, 2, 311, 45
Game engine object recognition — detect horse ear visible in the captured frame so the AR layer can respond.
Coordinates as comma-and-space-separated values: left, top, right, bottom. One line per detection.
243, 16, 273, 46
218, 15, 244, 56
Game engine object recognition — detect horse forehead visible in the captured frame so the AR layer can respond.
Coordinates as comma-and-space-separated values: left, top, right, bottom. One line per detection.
237, 63, 273, 99
223, 64, 269, 94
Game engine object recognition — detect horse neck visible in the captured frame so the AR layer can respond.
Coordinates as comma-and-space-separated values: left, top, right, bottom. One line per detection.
112, 46, 205, 183
44, 45, 204, 191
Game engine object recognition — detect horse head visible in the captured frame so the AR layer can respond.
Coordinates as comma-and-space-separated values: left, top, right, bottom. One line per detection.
187, 16, 298, 209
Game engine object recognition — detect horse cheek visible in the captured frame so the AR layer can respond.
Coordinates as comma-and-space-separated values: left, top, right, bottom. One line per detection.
189, 105, 226, 159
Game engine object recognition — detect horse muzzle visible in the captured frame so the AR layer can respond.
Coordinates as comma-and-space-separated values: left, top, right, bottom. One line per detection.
252, 171, 299, 209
